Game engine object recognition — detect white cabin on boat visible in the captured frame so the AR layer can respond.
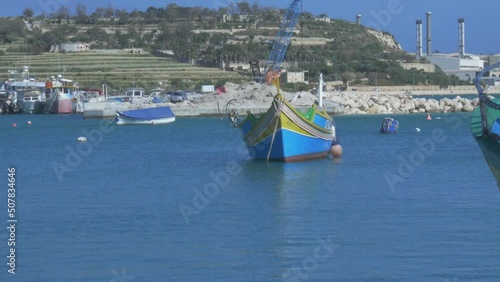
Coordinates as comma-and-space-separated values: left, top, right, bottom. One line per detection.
123, 88, 145, 103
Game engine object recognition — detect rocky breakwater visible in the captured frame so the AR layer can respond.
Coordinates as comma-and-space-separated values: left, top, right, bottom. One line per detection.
169, 82, 343, 116
166, 82, 481, 116
328, 92, 480, 115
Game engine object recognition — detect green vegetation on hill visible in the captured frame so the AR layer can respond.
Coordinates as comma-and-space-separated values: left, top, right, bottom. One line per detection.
0, 2, 463, 90
0, 18, 26, 44
0, 52, 244, 91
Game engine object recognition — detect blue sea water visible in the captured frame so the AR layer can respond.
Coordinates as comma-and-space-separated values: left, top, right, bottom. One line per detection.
0, 112, 499, 282
412, 94, 477, 100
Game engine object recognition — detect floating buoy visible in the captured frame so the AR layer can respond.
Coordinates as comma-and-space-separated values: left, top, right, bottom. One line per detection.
330, 144, 343, 158
426, 113, 432, 120
415, 127, 421, 132
380, 117, 399, 133
11, 123, 16, 127
77, 136, 87, 142
27, 121, 32, 125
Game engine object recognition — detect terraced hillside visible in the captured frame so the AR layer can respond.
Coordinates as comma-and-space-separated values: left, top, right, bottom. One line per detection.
0, 52, 246, 91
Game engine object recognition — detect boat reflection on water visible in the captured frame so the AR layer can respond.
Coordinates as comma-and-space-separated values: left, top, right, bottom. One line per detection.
237, 158, 341, 217
236, 158, 340, 280
237, 150, 341, 197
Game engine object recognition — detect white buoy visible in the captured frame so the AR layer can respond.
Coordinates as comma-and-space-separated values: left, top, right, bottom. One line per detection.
77, 136, 87, 142
415, 127, 421, 132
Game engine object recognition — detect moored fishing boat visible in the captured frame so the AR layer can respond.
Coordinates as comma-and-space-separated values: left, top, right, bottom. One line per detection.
3, 66, 45, 114
240, 96, 337, 162
224, 75, 340, 162
21, 89, 45, 114
44, 75, 80, 114
471, 62, 500, 188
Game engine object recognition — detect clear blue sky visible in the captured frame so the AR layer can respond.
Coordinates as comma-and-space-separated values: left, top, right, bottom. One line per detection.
6, 0, 500, 55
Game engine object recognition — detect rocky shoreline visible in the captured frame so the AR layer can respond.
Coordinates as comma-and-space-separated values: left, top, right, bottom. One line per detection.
168, 82, 483, 116
328, 92, 479, 115
83, 81, 485, 118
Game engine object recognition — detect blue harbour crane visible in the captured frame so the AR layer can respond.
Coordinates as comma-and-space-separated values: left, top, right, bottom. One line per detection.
250, 0, 302, 83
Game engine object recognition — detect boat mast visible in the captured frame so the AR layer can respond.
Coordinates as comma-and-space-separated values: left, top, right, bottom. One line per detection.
319, 73, 324, 107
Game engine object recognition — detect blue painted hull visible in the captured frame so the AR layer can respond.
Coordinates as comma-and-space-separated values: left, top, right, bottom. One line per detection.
246, 127, 333, 161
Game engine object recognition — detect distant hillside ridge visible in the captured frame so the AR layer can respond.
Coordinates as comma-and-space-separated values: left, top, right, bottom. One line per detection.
0, 3, 461, 88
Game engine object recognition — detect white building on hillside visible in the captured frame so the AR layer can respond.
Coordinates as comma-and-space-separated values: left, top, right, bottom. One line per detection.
50, 43, 90, 53
314, 16, 331, 23
281, 71, 308, 83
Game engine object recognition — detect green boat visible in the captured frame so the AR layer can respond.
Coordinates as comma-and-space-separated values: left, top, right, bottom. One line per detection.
471, 62, 500, 188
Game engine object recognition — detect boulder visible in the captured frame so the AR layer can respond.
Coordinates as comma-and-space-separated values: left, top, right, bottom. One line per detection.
359, 103, 370, 112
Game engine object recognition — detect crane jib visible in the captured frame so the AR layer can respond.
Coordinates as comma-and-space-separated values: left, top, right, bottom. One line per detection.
262, 0, 302, 80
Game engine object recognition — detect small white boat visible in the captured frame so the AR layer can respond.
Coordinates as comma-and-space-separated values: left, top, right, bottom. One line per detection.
116, 106, 176, 125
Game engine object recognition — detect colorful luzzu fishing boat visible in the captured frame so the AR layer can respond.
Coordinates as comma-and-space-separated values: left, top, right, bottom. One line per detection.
471, 62, 500, 188
224, 76, 341, 162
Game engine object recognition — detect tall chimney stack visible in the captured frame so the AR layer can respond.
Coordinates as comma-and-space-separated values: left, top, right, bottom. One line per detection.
416, 20, 423, 60
458, 18, 465, 58
356, 14, 362, 25
426, 12, 432, 56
